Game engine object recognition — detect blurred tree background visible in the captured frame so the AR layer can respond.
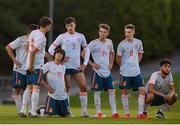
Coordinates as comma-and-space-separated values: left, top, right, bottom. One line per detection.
0, 0, 180, 75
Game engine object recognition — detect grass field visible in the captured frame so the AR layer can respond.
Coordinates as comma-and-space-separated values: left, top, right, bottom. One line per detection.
0, 72, 180, 124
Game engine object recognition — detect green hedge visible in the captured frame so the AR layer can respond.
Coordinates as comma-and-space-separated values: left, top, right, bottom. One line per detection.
0, 0, 179, 61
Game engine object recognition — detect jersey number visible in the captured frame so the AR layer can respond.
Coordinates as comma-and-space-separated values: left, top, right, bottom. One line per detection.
72, 43, 75, 49
130, 50, 133, 56
57, 72, 62, 78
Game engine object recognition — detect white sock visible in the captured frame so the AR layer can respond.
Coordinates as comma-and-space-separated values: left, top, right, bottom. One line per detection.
121, 94, 129, 114
79, 92, 88, 114
67, 92, 70, 104
94, 91, 101, 113
14, 95, 22, 113
108, 89, 117, 114
160, 103, 171, 114
31, 88, 40, 116
21, 88, 31, 113
28, 93, 32, 113
67, 92, 71, 113
138, 94, 145, 114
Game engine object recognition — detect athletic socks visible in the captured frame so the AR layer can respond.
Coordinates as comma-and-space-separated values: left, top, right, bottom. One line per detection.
94, 91, 101, 113
31, 88, 40, 116
79, 92, 88, 114
21, 88, 31, 114
160, 103, 171, 114
13, 95, 22, 113
121, 94, 129, 114
138, 94, 145, 114
108, 89, 117, 114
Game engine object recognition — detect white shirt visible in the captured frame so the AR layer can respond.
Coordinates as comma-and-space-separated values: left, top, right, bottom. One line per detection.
145, 71, 174, 94
26, 29, 46, 70
117, 38, 144, 76
43, 62, 67, 100
8, 35, 28, 75
48, 32, 87, 69
88, 38, 114, 78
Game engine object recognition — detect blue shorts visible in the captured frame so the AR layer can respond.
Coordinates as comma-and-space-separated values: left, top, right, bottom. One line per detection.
119, 74, 144, 91
26, 69, 43, 86
150, 94, 165, 106
45, 96, 70, 116
12, 71, 27, 89
65, 68, 82, 76
91, 71, 114, 91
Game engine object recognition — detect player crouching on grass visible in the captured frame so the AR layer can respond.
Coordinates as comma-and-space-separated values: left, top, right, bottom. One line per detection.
144, 58, 178, 119
39, 48, 70, 117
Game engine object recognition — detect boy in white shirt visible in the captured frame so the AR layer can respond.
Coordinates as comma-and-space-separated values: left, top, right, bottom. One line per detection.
40, 48, 70, 117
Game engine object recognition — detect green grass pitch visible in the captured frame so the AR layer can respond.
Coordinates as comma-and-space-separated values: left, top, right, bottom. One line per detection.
0, 72, 180, 124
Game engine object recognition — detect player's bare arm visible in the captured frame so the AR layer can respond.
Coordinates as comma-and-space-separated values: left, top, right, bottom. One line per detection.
45, 51, 53, 61
138, 53, 143, 62
40, 79, 55, 94
149, 83, 166, 98
81, 48, 100, 69
5, 45, 22, 68
78, 46, 90, 71
164, 84, 175, 101
108, 52, 115, 70
28, 47, 39, 72
88, 59, 101, 70
116, 55, 122, 66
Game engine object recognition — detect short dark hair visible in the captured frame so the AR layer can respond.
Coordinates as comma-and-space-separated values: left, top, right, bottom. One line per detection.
27, 24, 39, 34
64, 17, 76, 25
125, 24, 135, 30
39, 17, 53, 28
99, 24, 110, 31
160, 58, 172, 67
53, 48, 65, 62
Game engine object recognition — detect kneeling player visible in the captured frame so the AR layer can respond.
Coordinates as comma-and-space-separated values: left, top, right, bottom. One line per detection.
144, 58, 178, 119
41, 48, 70, 117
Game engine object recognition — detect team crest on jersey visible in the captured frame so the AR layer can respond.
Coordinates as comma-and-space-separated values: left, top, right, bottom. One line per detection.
57, 72, 62, 78
77, 38, 81, 43
66, 39, 70, 42
107, 44, 111, 49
